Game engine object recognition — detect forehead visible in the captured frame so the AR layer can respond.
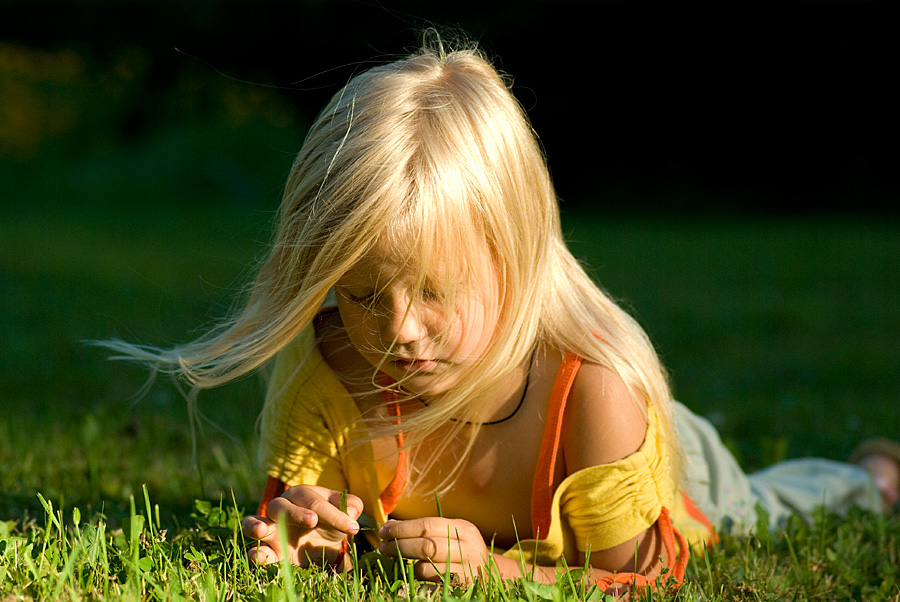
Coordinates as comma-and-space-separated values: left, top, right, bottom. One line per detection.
340, 229, 492, 287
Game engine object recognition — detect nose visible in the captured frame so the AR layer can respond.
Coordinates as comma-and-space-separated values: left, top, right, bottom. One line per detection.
381, 295, 428, 345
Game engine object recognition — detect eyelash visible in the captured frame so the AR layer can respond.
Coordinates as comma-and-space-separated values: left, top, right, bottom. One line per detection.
339, 287, 443, 306
420, 288, 442, 302
340, 290, 376, 305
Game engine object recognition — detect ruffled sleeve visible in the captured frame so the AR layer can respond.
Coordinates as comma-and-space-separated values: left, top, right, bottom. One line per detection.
561, 416, 673, 553
256, 322, 390, 528
504, 407, 674, 565
257, 325, 349, 492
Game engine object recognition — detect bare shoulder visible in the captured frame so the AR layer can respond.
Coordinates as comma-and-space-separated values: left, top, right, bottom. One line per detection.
562, 361, 649, 473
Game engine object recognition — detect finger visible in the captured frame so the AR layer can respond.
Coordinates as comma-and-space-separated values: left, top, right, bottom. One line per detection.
266, 496, 319, 530
307, 487, 364, 525
379, 517, 453, 540
379, 534, 445, 562
413, 561, 471, 586
281, 487, 360, 534
241, 515, 275, 540
247, 543, 280, 566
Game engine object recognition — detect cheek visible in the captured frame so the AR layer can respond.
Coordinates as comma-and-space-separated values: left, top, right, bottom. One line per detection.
450, 299, 495, 356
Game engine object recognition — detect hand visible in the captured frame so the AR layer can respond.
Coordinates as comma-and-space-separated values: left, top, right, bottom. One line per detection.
241, 485, 363, 570
378, 517, 493, 585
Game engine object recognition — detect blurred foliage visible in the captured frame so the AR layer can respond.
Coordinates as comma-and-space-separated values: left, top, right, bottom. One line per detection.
0, 43, 304, 522
1, 43, 91, 160
0, 41, 302, 170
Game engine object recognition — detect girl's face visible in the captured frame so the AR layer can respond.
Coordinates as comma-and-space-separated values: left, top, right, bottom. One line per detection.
334, 242, 499, 397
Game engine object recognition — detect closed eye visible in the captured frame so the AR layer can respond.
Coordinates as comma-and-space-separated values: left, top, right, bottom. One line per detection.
336, 287, 378, 305
419, 287, 443, 303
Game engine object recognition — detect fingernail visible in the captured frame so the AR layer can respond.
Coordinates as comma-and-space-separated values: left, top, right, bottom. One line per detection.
348, 520, 360, 534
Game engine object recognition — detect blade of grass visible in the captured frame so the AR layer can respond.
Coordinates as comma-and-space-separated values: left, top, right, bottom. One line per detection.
434, 491, 443, 518
276, 512, 298, 602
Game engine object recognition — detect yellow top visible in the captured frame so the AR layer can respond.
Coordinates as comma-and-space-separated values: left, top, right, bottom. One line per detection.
258, 323, 711, 565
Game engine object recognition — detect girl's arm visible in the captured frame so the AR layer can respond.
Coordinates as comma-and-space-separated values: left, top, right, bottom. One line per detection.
561, 361, 666, 578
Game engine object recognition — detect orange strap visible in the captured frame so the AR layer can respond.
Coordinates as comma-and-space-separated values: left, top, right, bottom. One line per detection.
376, 373, 408, 515
256, 373, 409, 518
593, 506, 689, 592
682, 489, 718, 546
257, 475, 287, 517
531, 351, 583, 538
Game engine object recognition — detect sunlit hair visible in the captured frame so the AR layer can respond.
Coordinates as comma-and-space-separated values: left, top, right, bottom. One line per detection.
99, 32, 679, 494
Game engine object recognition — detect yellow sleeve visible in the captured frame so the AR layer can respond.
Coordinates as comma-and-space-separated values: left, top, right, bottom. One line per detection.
255, 322, 389, 528
558, 450, 669, 554
504, 411, 674, 565
257, 326, 348, 492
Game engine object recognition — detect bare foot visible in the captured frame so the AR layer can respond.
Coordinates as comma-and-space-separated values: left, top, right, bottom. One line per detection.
856, 454, 900, 510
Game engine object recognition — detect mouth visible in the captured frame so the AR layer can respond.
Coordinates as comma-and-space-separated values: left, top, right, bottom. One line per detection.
393, 358, 440, 373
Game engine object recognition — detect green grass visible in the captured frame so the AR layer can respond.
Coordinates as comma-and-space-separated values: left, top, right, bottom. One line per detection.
564, 216, 900, 470
2, 42, 899, 600
2, 488, 898, 600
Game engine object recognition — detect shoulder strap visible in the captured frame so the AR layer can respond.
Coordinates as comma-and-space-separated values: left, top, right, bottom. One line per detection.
531, 351, 583, 539
376, 374, 407, 515
528, 352, 691, 590
257, 476, 287, 517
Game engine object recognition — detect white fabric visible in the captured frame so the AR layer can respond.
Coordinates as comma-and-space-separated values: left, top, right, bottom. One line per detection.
674, 401, 881, 534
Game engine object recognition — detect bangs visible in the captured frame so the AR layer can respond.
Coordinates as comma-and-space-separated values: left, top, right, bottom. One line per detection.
367, 185, 497, 313
330, 92, 503, 307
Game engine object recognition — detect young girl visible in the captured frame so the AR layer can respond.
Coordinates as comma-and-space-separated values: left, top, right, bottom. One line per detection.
107, 36, 898, 592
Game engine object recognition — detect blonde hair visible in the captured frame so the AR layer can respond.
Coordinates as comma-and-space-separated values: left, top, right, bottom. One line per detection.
102, 33, 678, 494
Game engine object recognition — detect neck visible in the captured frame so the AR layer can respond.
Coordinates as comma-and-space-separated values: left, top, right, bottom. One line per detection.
417, 349, 535, 426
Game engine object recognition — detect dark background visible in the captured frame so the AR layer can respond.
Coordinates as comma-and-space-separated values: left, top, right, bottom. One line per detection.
3, 0, 896, 213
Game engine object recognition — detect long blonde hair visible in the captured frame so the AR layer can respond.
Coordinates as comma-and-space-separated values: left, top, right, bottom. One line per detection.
102, 33, 678, 494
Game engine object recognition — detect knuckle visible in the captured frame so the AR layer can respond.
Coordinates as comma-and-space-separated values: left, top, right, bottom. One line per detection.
267, 496, 289, 513
419, 517, 440, 536
425, 537, 438, 558
422, 537, 438, 559
306, 497, 334, 519
283, 484, 315, 504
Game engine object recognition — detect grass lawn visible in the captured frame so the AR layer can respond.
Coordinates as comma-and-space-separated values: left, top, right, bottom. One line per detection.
2, 43, 898, 600
3, 186, 899, 600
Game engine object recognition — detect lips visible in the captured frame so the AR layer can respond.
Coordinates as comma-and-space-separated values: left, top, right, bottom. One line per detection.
393, 358, 440, 373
